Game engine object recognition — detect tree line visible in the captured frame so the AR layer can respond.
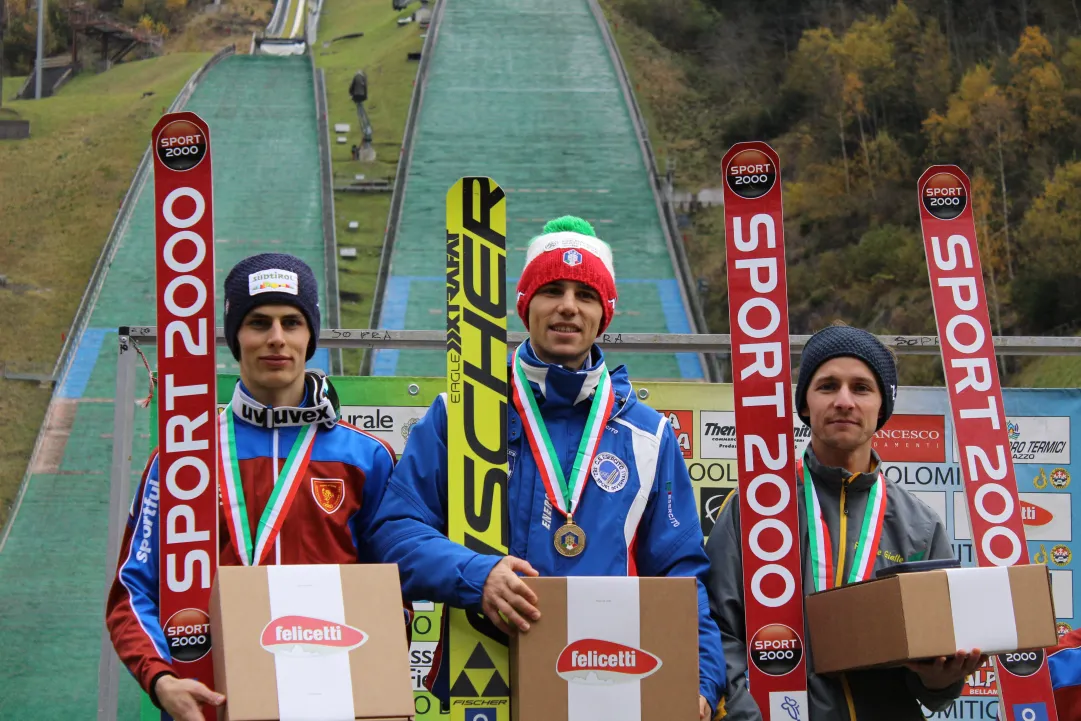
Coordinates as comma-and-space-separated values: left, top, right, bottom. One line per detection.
610, 0, 1081, 382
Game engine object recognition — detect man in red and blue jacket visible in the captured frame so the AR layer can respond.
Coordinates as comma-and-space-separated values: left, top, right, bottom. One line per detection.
368, 216, 726, 719
1050, 628, 1081, 719
106, 253, 398, 721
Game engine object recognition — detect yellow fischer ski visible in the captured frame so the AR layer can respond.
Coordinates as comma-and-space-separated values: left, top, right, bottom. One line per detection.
446, 177, 511, 721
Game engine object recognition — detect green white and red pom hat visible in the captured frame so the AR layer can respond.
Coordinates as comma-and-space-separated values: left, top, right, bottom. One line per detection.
516, 216, 618, 332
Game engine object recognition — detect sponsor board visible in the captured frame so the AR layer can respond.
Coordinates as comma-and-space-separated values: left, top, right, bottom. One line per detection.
699, 487, 732, 536
954, 492, 1072, 542
152, 110, 219, 697
339, 405, 427, 455
1052, 570, 1073, 617
704, 412, 947, 464
963, 657, 998, 697
410, 641, 439, 691
699, 412, 810, 460
917, 164, 1058, 716
722, 140, 807, 713
659, 410, 694, 459
951, 417, 1071, 466
873, 415, 947, 463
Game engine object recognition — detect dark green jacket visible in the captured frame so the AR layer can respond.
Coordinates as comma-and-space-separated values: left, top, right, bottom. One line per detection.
706, 448, 964, 721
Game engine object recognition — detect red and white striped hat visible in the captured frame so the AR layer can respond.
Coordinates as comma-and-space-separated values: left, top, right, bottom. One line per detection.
516, 216, 618, 332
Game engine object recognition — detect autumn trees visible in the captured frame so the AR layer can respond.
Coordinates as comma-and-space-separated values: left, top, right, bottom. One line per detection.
608, 0, 1081, 382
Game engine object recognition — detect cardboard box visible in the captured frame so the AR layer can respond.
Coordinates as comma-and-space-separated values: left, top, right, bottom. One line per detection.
510, 577, 699, 721
806, 564, 1057, 674
210, 564, 414, 721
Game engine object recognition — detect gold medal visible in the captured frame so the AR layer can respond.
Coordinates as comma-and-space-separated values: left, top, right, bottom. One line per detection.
554, 516, 586, 557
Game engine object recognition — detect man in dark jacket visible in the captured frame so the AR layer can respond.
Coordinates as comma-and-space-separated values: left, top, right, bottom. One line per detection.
706, 324, 985, 720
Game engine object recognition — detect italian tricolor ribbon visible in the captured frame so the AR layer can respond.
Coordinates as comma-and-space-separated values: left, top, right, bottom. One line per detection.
802, 456, 887, 592
510, 347, 614, 521
218, 407, 317, 566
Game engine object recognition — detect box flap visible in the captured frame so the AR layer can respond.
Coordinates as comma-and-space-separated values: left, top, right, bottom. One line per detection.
341, 564, 415, 719
1008, 565, 1058, 649
898, 571, 954, 659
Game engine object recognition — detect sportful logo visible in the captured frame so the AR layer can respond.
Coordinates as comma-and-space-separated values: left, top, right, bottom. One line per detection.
555, 639, 661, 684
260, 615, 367, 657
135, 478, 160, 563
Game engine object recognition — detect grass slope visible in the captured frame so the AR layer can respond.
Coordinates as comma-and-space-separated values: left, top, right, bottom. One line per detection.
314, 0, 423, 372
1016, 353, 1081, 389
0, 52, 210, 529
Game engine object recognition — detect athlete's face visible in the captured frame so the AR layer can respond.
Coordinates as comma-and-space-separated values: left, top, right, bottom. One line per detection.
802, 357, 882, 454
527, 280, 603, 370
237, 305, 309, 401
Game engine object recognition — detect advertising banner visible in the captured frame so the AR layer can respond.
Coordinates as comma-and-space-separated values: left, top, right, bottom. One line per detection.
166, 377, 1079, 721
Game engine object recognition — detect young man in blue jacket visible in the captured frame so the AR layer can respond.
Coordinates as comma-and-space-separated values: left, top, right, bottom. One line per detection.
369, 216, 726, 720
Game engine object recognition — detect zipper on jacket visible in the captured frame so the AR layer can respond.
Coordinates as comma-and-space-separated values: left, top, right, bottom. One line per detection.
273, 429, 281, 565
841, 673, 858, 720
833, 472, 859, 587
835, 471, 860, 720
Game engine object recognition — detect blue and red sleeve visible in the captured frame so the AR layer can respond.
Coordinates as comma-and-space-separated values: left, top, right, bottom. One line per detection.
104, 451, 176, 694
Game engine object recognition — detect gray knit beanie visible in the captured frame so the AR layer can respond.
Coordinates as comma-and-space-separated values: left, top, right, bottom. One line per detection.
795, 325, 897, 430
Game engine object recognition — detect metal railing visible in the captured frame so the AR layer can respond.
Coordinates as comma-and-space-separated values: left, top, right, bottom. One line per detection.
312, 58, 342, 373
362, 0, 448, 375
265, 0, 289, 38
121, 326, 1081, 356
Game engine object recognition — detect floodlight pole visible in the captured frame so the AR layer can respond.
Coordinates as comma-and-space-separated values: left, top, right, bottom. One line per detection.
34, 0, 45, 99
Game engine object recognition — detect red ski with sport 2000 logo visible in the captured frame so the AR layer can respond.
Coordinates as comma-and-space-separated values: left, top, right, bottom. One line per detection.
721, 142, 808, 720
152, 110, 219, 714
917, 165, 1058, 721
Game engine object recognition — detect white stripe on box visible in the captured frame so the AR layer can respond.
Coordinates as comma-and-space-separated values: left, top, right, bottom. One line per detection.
267, 564, 356, 721
946, 567, 1018, 653
567, 577, 641, 721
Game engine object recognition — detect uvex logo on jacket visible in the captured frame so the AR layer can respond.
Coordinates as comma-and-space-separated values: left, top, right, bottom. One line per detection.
242, 404, 333, 427
555, 639, 662, 684
260, 615, 367, 657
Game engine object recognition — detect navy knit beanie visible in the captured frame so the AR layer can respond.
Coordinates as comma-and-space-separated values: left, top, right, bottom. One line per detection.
223, 253, 321, 361
795, 325, 897, 431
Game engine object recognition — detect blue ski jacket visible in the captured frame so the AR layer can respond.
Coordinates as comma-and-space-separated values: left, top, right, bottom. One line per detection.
368, 342, 726, 712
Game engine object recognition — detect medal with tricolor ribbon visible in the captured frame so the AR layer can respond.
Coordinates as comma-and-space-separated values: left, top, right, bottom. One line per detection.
218, 408, 317, 566
802, 456, 888, 591
510, 346, 614, 558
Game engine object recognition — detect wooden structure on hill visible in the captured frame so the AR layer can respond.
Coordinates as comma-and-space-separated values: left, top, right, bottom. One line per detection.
66, 2, 163, 68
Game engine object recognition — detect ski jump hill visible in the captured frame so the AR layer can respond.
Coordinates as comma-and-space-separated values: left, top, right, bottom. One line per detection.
0, 1, 331, 717
370, 0, 709, 379
0, 0, 707, 718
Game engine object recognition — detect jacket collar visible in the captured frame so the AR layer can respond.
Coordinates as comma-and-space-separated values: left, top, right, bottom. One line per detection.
230, 377, 337, 430
803, 445, 883, 492
515, 340, 632, 413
